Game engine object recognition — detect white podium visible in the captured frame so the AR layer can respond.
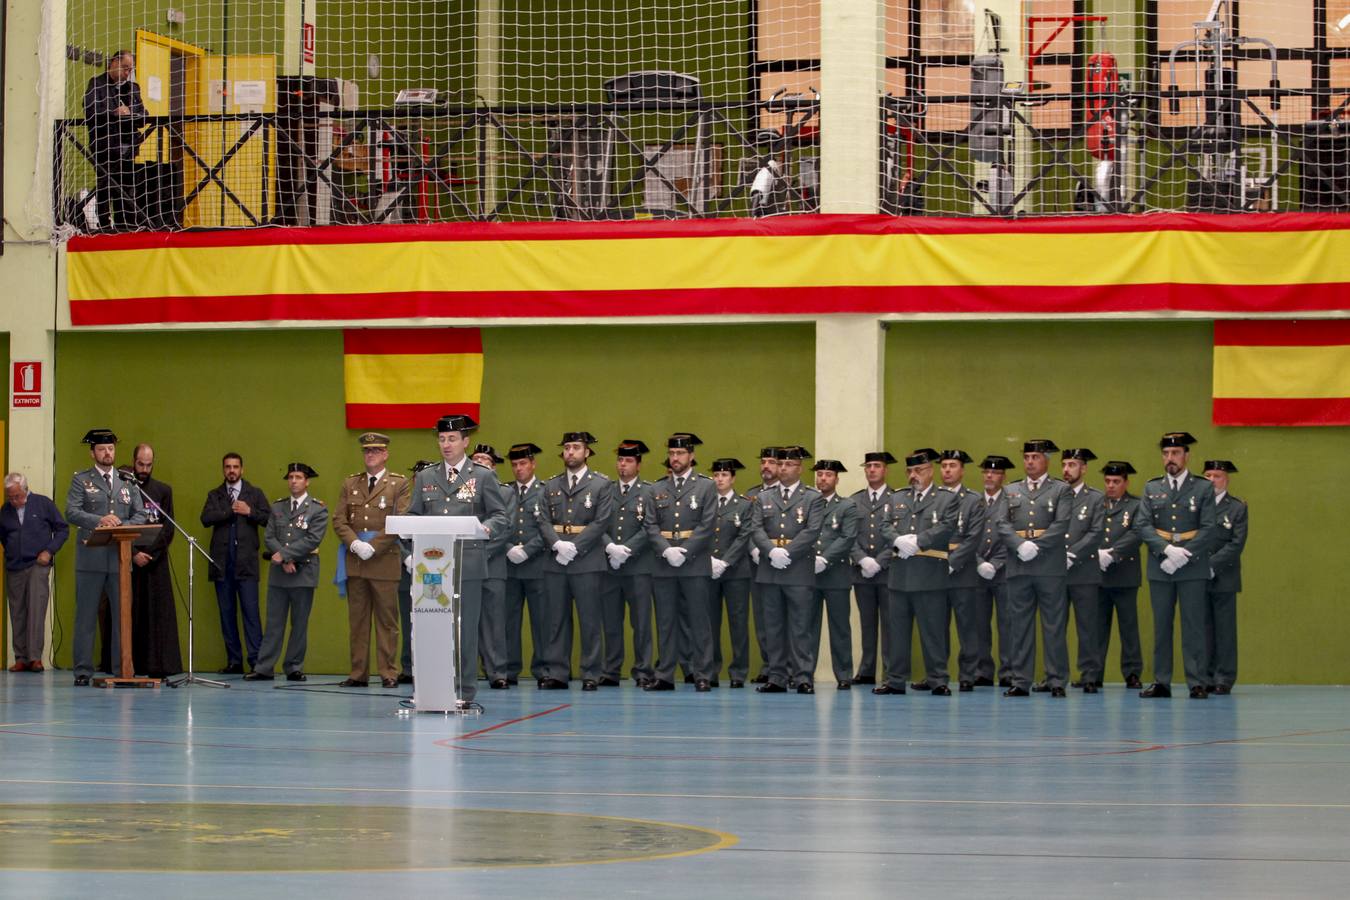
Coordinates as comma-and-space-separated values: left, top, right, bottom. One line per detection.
386, 515, 488, 713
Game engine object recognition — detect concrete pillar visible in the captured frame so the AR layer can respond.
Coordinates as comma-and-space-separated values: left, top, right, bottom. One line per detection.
819, 0, 883, 213
476, 1, 501, 215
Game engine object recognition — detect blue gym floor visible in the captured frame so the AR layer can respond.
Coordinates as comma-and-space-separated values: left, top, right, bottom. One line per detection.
2, 673, 1348, 898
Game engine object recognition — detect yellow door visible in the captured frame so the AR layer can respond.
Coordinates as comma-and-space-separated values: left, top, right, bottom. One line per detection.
183, 54, 277, 228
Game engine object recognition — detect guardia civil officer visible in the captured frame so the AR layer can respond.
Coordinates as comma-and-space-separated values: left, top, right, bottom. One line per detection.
996, 439, 1073, 697
1096, 461, 1144, 689
534, 432, 613, 691
975, 455, 1014, 687
849, 451, 895, 685
333, 433, 410, 688
1203, 459, 1247, 695
745, 447, 779, 683
644, 434, 718, 691
602, 440, 655, 687
65, 429, 147, 684
1135, 432, 1217, 700
1060, 448, 1105, 693
397, 459, 438, 683
471, 443, 514, 689
938, 450, 988, 692
248, 463, 328, 682
812, 459, 859, 689
503, 443, 547, 685
406, 414, 509, 705
750, 446, 825, 694
708, 458, 754, 688
874, 450, 957, 696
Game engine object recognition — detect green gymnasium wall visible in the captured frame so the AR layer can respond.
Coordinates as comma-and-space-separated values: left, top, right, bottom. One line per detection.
885, 320, 1344, 685
49, 323, 813, 675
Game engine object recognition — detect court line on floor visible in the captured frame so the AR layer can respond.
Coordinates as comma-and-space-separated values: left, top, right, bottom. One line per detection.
723, 846, 1350, 864
2, 777, 1349, 810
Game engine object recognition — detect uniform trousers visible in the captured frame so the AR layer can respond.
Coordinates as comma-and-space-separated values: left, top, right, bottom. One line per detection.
256, 585, 314, 674
812, 587, 853, 683
1097, 586, 1143, 680
652, 576, 713, 684
544, 571, 602, 682
1204, 589, 1239, 688
1068, 583, 1103, 683
885, 589, 950, 689
602, 571, 653, 682
1005, 575, 1069, 691
505, 574, 546, 681
710, 577, 752, 682
478, 576, 508, 680
1148, 579, 1209, 689
853, 580, 888, 680
455, 578, 483, 701
758, 583, 815, 688
346, 576, 400, 681
74, 571, 121, 679
986, 582, 1011, 681
950, 585, 991, 684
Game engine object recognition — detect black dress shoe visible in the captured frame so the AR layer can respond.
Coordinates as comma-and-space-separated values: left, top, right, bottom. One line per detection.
598, 677, 621, 687
871, 684, 905, 695
381, 677, 398, 688
730, 679, 745, 689
286, 671, 307, 682
538, 677, 568, 690
218, 663, 244, 675
1212, 684, 1232, 695
756, 682, 787, 693
338, 678, 368, 687
1092, 680, 1104, 688
73, 675, 91, 686
1070, 680, 1084, 688
1125, 674, 1143, 689
243, 672, 274, 681
1203, 684, 1217, 694
1049, 686, 1066, 698
1082, 684, 1099, 694
910, 681, 932, 691
1031, 681, 1051, 693
973, 677, 994, 687
1139, 683, 1172, 698
582, 680, 598, 692
1003, 686, 1030, 697
489, 678, 509, 689
959, 681, 974, 692
505, 677, 518, 686
636, 677, 653, 689
998, 676, 1013, 688
930, 684, 952, 697
852, 675, 876, 685
752, 673, 769, 684
397, 673, 414, 685
683, 674, 696, 684
796, 682, 814, 695
644, 680, 675, 691
708, 679, 720, 688
837, 681, 851, 690
695, 679, 712, 692
1189, 686, 1209, 699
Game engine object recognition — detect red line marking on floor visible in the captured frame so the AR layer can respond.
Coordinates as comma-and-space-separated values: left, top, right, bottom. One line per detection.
436, 704, 572, 748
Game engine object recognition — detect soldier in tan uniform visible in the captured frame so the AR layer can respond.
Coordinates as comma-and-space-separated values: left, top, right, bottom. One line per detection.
333, 432, 411, 688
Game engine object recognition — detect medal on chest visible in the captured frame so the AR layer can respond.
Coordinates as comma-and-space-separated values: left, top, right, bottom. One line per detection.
1188, 495, 1197, 512
1222, 514, 1232, 530
1078, 504, 1088, 521
689, 494, 698, 510
733, 512, 740, 527
635, 498, 644, 522
378, 496, 386, 509
796, 505, 805, 525
456, 480, 477, 502
1122, 510, 1131, 527
583, 492, 592, 510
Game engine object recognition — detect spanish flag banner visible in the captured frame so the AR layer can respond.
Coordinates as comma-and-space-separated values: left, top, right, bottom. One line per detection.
1213, 320, 1350, 426
343, 328, 483, 429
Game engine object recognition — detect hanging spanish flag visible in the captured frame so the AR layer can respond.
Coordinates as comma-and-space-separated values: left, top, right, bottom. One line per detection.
1213, 320, 1350, 426
343, 328, 483, 429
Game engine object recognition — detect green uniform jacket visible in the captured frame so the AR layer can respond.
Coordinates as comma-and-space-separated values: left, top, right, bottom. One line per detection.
407, 460, 510, 581
65, 468, 148, 574
607, 479, 655, 577
1064, 484, 1106, 587
849, 486, 894, 583
1099, 493, 1143, 589
1209, 493, 1248, 593
750, 484, 825, 587
881, 483, 958, 593
710, 492, 754, 581
264, 495, 329, 589
483, 483, 515, 579
505, 478, 548, 580
977, 491, 1010, 583
945, 484, 987, 589
997, 478, 1072, 578
534, 467, 615, 576
645, 472, 718, 579
1134, 471, 1217, 583
814, 494, 860, 590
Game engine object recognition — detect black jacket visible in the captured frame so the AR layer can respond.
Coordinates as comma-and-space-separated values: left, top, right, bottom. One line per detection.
200, 479, 271, 581
83, 73, 147, 158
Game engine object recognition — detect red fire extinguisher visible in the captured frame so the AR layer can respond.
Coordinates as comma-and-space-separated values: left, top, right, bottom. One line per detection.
1085, 52, 1119, 161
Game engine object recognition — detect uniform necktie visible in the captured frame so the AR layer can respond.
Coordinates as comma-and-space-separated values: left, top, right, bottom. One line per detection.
986, 495, 993, 508
622, 483, 630, 496
291, 499, 298, 514
103, 473, 112, 492
368, 474, 377, 491
519, 484, 527, 499
718, 496, 727, 510
450, 466, 459, 482
871, 491, 878, 504
782, 487, 790, 502
570, 474, 578, 492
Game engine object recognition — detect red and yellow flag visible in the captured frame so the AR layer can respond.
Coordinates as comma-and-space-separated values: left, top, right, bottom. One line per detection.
1213, 320, 1350, 426
343, 328, 482, 429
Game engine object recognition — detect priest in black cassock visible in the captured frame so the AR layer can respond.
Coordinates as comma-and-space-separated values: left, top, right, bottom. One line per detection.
125, 444, 183, 677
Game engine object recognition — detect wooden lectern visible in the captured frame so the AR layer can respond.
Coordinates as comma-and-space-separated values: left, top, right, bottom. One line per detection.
86, 524, 163, 688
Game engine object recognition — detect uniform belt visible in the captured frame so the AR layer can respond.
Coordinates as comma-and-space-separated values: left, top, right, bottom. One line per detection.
1156, 528, 1198, 542
661, 530, 694, 539
771, 537, 792, 547
1019, 528, 1047, 539
915, 549, 949, 560
553, 523, 586, 535
947, 542, 961, 551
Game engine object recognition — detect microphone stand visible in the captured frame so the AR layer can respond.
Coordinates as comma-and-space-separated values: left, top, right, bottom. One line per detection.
122, 473, 228, 689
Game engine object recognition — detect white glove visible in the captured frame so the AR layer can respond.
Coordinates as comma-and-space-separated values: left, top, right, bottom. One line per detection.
948, 565, 955, 576
750, 547, 760, 565
663, 547, 687, 568
609, 555, 624, 571
893, 534, 919, 559
507, 545, 529, 565
1162, 544, 1192, 569
403, 555, 414, 573
605, 542, 632, 565
859, 556, 881, 579
553, 540, 578, 566
1160, 558, 1177, 575
769, 547, 791, 569
1209, 567, 1215, 579
349, 540, 376, 561
1017, 541, 1039, 562
1065, 551, 1077, 571
1097, 548, 1114, 571
814, 555, 828, 574
976, 561, 996, 580
710, 558, 728, 580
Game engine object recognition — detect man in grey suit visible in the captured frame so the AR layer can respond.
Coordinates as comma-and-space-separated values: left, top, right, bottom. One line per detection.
471, 444, 514, 689
247, 463, 328, 682
1135, 432, 1218, 700
708, 458, 754, 688
503, 444, 547, 685
975, 455, 1014, 688
1203, 459, 1247, 695
1096, 461, 1144, 689
65, 429, 148, 685
1060, 448, 1105, 693
644, 433, 718, 691
751, 445, 825, 694
745, 447, 779, 684
874, 450, 958, 696
534, 432, 613, 691
811, 459, 859, 690
602, 440, 655, 687
939, 450, 987, 692
996, 439, 1073, 698
849, 451, 895, 685
406, 415, 509, 705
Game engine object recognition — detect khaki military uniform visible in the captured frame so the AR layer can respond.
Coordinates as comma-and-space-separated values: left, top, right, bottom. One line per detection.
333, 470, 411, 682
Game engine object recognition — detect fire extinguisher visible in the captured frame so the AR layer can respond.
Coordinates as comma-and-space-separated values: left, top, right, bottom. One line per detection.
1085, 52, 1119, 161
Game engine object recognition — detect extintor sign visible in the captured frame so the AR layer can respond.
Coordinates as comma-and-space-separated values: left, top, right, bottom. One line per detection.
12, 361, 42, 407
